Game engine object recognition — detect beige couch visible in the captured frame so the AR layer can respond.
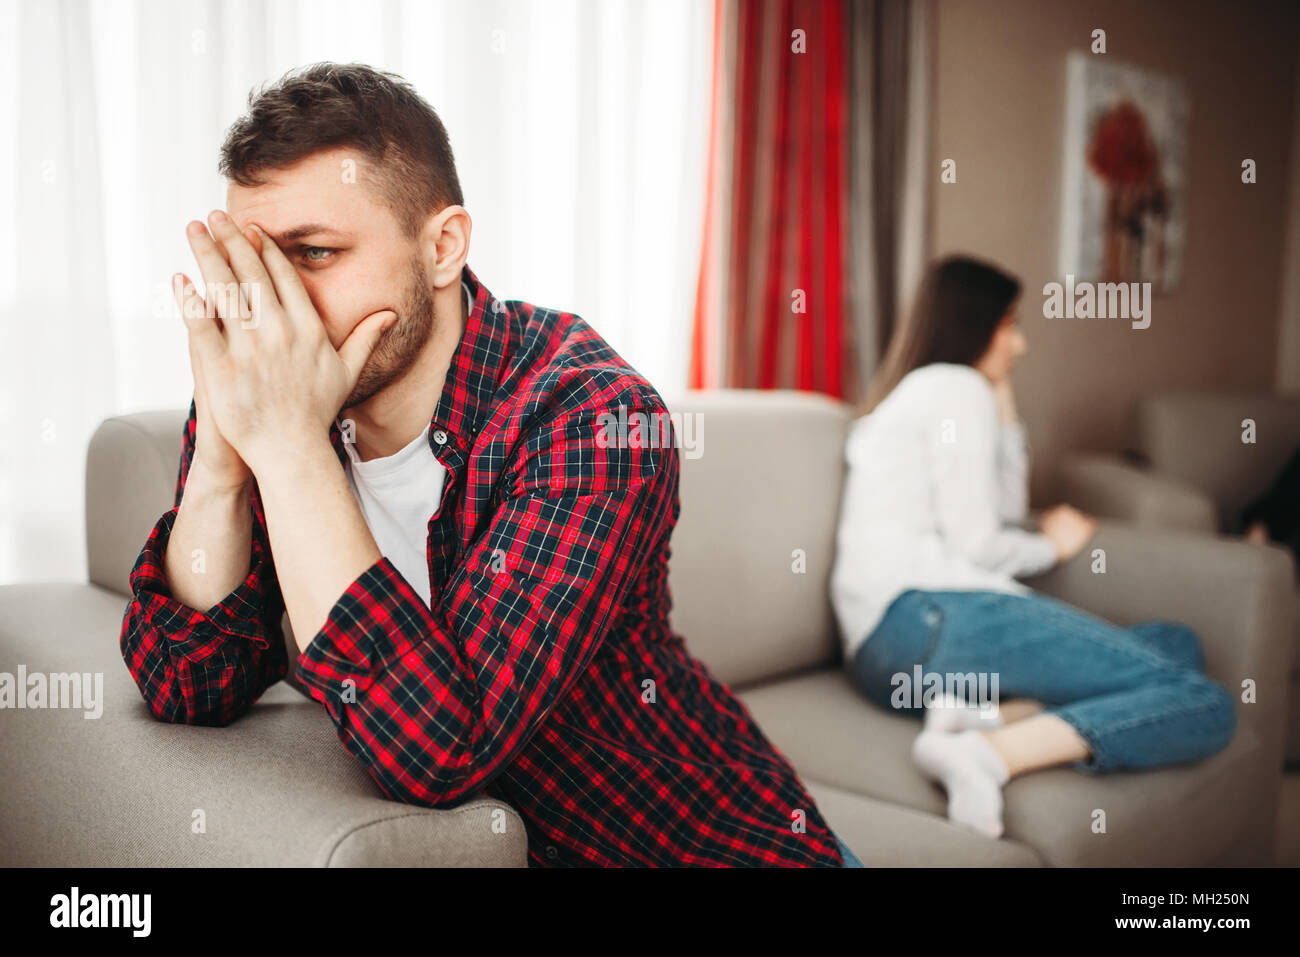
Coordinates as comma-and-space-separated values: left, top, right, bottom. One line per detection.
0, 391, 1294, 865
1058, 391, 1300, 763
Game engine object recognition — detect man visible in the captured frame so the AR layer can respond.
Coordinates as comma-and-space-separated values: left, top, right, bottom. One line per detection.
120, 63, 852, 867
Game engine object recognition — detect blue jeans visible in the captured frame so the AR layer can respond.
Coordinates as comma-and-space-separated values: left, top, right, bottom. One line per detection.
849, 589, 1237, 773
836, 834, 864, 868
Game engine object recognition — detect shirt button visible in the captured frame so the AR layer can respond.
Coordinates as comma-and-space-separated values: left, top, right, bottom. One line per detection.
545, 845, 558, 860
432, 429, 448, 446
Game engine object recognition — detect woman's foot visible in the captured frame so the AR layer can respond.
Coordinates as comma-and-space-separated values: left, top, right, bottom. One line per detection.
911, 729, 1010, 839
922, 691, 1004, 733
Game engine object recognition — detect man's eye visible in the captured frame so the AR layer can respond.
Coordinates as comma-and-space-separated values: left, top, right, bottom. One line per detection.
301, 246, 335, 264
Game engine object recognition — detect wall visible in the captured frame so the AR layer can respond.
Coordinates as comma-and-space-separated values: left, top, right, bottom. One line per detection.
929, 0, 1298, 500
1277, 15, 1300, 393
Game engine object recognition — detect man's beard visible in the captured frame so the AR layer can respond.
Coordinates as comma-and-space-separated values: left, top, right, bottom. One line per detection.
343, 257, 436, 409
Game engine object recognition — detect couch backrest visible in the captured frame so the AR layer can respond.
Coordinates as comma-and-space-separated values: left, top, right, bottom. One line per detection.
85, 409, 313, 692
664, 390, 850, 688
86, 409, 188, 597
86, 390, 853, 690
1138, 392, 1300, 528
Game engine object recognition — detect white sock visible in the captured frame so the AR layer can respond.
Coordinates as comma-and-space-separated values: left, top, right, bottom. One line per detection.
911, 729, 1010, 839
923, 691, 1005, 734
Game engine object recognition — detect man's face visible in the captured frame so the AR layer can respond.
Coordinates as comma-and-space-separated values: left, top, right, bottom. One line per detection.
226, 146, 435, 408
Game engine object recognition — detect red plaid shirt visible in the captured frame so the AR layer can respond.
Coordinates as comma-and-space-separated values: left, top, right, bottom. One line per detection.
120, 266, 844, 867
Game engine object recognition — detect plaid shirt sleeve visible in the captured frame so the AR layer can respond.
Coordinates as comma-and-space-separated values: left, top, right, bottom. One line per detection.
292, 381, 676, 809
118, 401, 288, 725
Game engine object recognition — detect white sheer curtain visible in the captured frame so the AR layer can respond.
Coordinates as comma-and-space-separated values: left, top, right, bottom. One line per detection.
0, 0, 712, 584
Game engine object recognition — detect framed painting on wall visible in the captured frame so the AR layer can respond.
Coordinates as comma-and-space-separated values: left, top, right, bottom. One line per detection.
1059, 52, 1190, 293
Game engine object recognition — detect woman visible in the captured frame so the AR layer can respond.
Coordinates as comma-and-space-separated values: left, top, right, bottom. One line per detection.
831, 255, 1237, 839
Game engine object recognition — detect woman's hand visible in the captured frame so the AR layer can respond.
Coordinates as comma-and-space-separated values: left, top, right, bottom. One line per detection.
992, 376, 1019, 426
1039, 504, 1097, 562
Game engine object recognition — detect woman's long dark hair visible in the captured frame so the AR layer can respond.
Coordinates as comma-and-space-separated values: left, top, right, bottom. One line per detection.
859, 255, 1022, 415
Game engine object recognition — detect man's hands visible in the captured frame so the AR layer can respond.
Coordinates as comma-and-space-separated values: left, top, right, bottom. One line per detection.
171, 210, 396, 477
182, 317, 253, 493
166, 210, 388, 641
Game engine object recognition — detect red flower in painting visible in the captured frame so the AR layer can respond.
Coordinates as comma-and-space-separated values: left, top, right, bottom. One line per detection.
1086, 100, 1159, 186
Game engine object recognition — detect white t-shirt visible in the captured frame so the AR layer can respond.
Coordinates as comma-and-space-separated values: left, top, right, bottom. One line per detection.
342, 425, 447, 609
337, 281, 471, 608
830, 363, 1058, 659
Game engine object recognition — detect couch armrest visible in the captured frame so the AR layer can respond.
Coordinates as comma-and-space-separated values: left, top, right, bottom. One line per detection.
1138, 391, 1300, 524
1057, 452, 1218, 533
1027, 520, 1296, 768
0, 583, 529, 867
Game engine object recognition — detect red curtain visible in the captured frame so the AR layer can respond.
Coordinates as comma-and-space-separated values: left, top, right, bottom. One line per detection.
690, 0, 852, 399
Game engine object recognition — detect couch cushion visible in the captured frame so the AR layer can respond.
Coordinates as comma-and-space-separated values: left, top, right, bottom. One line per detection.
0, 583, 526, 866
803, 779, 1041, 866
738, 667, 1266, 866
666, 390, 850, 689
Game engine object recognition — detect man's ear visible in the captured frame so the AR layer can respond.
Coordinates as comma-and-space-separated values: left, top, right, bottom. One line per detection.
417, 205, 472, 290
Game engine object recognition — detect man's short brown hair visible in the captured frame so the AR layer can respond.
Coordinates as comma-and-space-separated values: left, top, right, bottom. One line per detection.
218, 62, 463, 237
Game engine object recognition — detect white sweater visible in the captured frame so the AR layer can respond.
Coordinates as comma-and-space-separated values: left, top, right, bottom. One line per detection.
830, 363, 1058, 659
